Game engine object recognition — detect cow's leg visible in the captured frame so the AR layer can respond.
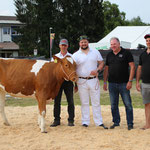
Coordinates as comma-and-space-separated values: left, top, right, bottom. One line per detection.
38, 100, 47, 133
0, 91, 10, 126
38, 114, 41, 126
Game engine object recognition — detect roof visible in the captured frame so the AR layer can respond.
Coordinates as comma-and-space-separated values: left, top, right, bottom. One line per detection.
0, 42, 19, 50
89, 26, 150, 50
0, 16, 23, 25
0, 16, 17, 20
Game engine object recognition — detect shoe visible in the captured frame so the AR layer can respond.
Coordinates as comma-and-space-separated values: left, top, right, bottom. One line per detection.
82, 124, 88, 127
110, 124, 120, 129
128, 125, 133, 130
50, 121, 60, 127
99, 124, 108, 129
68, 122, 74, 126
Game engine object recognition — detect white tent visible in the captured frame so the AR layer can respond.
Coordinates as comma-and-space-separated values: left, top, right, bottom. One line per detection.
89, 26, 150, 50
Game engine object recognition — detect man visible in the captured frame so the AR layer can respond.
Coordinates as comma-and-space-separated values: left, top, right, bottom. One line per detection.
136, 33, 150, 130
103, 37, 135, 130
50, 39, 75, 127
72, 35, 108, 129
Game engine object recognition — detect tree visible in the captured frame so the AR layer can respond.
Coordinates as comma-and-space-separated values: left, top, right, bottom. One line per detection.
15, 0, 55, 57
80, 0, 104, 42
102, 1, 127, 36
54, 0, 104, 52
127, 16, 148, 26
14, 0, 105, 56
14, 0, 39, 55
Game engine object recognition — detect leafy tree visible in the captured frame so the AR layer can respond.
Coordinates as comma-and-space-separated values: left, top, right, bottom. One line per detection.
126, 16, 148, 26
14, 0, 39, 55
52, 0, 82, 53
15, 0, 55, 57
102, 1, 127, 36
80, 0, 104, 42
54, 0, 104, 52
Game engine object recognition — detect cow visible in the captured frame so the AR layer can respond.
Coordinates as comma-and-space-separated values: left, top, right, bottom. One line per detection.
0, 56, 77, 133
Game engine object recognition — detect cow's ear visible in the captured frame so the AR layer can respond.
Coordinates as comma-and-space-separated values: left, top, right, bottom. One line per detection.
53, 56, 62, 63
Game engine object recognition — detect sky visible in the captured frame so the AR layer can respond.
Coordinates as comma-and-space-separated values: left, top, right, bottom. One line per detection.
0, 0, 150, 24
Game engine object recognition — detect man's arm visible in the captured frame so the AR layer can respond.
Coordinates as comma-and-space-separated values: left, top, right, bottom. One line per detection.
90, 60, 104, 76
136, 65, 142, 91
126, 62, 135, 90
103, 65, 109, 91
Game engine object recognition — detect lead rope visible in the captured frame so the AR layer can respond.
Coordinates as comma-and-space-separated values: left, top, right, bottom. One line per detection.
95, 75, 100, 90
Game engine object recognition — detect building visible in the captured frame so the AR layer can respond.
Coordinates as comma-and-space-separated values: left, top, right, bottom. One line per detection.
0, 16, 23, 57
89, 26, 150, 50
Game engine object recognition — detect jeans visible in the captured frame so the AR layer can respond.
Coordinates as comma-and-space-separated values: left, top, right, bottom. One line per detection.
108, 82, 133, 126
54, 81, 75, 123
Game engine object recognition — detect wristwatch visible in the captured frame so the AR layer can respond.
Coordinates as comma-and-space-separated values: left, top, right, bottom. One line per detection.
129, 80, 133, 82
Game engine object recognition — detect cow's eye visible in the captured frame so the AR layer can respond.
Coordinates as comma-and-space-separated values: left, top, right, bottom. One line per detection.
65, 64, 68, 67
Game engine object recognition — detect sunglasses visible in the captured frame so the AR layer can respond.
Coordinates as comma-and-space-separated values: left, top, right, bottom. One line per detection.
78, 35, 89, 41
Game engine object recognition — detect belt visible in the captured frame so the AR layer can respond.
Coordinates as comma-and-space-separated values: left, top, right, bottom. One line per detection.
79, 76, 96, 80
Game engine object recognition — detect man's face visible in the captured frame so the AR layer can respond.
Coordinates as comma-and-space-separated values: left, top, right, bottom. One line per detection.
59, 44, 68, 52
79, 39, 89, 50
110, 39, 120, 52
146, 37, 150, 49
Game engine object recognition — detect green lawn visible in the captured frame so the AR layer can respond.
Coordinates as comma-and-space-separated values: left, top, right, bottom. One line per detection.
5, 80, 144, 109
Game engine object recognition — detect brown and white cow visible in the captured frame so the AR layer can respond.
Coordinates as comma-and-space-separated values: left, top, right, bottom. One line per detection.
0, 56, 77, 133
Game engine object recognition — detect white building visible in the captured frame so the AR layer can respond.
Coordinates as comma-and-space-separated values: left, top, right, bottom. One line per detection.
89, 26, 150, 50
0, 16, 23, 57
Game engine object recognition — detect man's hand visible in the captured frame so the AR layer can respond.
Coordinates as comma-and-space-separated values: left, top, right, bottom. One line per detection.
103, 83, 107, 91
126, 81, 132, 90
74, 86, 78, 93
136, 82, 141, 91
90, 69, 98, 76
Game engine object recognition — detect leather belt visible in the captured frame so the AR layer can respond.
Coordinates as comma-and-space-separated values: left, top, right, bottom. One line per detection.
79, 76, 96, 80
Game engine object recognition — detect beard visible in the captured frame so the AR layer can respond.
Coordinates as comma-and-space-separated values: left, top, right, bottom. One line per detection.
81, 46, 88, 50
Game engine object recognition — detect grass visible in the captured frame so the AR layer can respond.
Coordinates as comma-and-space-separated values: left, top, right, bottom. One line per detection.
5, 80, 144, 109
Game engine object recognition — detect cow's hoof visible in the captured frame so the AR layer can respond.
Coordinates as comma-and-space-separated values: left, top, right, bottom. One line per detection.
4, 122, 10, 126
41, 131, 47, 133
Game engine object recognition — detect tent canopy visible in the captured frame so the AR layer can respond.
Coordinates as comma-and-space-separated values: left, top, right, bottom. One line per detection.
89, 26, 150, 50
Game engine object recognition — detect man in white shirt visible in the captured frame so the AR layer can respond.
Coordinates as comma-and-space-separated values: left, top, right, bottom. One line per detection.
72, 35, 108, 129
50, 39, 75, 127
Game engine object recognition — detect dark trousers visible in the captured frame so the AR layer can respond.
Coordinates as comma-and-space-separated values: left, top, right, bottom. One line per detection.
108, 83, 134, 126
53, 81, 75, 123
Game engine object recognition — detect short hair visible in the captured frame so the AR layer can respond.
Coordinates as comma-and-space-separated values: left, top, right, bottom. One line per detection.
110, 37, 120, 44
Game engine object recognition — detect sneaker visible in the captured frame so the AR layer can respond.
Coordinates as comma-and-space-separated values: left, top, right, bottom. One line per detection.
110, 124, 120, 129
50, 121, 60, 127
99, 124, 108, 129
128, 125, 133, 130
68, 122, 74, 126
82, 124, 88, 127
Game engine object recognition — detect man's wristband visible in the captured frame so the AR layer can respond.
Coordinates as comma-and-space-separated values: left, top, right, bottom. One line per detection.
129, 80, 133, 82
104, 82, 107, 84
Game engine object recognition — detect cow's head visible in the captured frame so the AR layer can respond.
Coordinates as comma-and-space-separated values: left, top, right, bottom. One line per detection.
53, 55, 77, 82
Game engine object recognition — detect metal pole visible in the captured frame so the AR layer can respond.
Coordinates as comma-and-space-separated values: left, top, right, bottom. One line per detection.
49, 27, 52, 60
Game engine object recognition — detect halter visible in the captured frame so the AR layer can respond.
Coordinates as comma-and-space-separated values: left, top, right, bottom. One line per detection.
61, 65, 76, 81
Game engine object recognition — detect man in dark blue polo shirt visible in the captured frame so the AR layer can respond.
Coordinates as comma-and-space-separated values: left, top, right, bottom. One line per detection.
103, 37, 135, 130
136, 33, 150, 130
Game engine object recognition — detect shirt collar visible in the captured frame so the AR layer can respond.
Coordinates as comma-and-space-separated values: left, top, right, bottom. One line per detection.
79, 47, 92, 53
59, 51, 69, 57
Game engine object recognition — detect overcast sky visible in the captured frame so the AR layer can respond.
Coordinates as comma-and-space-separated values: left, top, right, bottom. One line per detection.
0, 0, 150, 24
106, 0, 150, 23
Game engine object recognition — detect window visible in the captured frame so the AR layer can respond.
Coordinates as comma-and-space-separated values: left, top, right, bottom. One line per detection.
3, 27, 10, 35
11, 27, 18, 35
